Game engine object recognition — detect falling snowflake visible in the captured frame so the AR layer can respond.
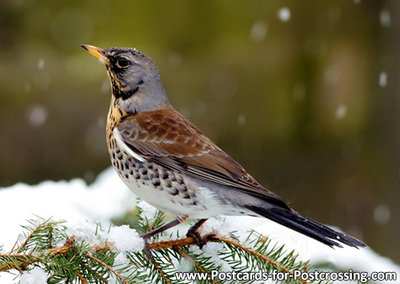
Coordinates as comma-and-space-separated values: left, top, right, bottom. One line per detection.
249, 20, 267, 42
278, 7, 291, 22
380, 10, 391, 27
27, 105, 48, 127
374, 204, 390, 225
335, 105, 347, 120
379, 72, 387, 87
237, 115, 246, 126
37, 58, 45, 70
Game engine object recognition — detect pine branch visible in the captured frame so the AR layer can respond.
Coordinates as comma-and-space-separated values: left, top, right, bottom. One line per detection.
149, 258, 172, 284
0, 211, 329, 284
212, 235, 310, 284
85, 252, 128, 284
173, 246, 219, 284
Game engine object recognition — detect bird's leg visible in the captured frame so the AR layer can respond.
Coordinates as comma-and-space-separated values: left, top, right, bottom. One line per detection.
186, 218, 208, 248
141, 216, 188, 259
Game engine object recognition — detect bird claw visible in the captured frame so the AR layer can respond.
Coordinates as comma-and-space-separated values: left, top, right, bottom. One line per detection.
186, 227, 206, 248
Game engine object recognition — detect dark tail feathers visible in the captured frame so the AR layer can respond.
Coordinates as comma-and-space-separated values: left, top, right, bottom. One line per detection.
246, 206, 366, 248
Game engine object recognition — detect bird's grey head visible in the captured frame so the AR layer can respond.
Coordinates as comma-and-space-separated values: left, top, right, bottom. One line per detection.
82, 45, 170, 114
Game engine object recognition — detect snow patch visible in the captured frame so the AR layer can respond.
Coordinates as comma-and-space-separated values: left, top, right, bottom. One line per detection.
19, 267, 48, 284
0, 167, 399, 283
66, 221, 108, 248
67, 222, 143, 253
108, 225, 144, 252
138, 200, 158, 223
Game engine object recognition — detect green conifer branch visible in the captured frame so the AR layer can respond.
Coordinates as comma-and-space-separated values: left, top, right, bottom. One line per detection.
0, 210, 327, 284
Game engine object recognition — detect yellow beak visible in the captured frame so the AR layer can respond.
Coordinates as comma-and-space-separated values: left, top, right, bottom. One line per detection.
81, 44, 110, 64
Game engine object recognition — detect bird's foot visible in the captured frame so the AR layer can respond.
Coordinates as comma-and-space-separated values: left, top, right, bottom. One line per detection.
140, 217, 189, 260
186, 219, 208, 249
186, 228, 206, 248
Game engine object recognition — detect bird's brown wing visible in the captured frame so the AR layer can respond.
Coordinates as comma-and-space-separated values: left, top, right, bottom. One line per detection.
116, 108, 289, 208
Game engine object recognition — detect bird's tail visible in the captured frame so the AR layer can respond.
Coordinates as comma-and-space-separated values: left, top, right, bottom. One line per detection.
245, 205, 366, 248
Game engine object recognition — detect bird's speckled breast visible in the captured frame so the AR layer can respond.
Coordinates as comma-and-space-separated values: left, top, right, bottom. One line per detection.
108, 136, 207, 216
106, 104, 207, 217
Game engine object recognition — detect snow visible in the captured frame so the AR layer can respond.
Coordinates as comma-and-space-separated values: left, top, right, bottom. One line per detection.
138, 200, 158, 223
237, 114, 246, 126
379, 71, 388, 87
335, 104, 347, 120
201, 216, 400, 283
19, 267, 48, 284
374, 204, 391, 225
66, 221, 143, 252
66, 221, 106, 247
252, 219, 399, 279
108, 225, 144, 252
37, 58, 45, 70
198, 242, 231, 271
278, 7, 291, 22
27, 105, 48, 127
0, 168, 135, 251
249, 20, 267, 42
380, 10, 391, 27
0, 167, 399, 283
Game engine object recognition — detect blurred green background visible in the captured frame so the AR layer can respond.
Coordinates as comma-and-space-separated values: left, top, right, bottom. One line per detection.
1, 0, 399, 263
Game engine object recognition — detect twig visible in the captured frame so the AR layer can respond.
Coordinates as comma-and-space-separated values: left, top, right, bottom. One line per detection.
79, 261, 109, 284
10, 239, 19, 253
76, 271, 88, 284
210, 235, 311, 284
17, 219, 62, 253
0, 254, 38, 272
148, 236, 197, 250
147, 234, 310, 284
2, 229, 311, 284
173, 246, 219, 284
46, 236, 75, 255
85, 252, 129, 284
17, 224, 43, 253
0, 254, 74, 275
150, 258, 172, 284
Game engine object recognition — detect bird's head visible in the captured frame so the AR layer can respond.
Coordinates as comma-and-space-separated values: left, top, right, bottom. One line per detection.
81, 44, 169, 114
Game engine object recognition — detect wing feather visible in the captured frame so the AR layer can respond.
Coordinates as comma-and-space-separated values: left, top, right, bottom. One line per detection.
116, 108, 289, 208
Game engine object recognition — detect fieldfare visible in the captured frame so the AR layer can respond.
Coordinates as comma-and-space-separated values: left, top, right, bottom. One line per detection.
81, 45, 366, 254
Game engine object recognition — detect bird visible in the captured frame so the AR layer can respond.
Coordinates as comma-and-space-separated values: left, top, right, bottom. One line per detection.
81, 44, 366, 255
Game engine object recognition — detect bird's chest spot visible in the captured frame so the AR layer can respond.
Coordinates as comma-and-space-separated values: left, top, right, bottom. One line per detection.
107, 137, 201, 213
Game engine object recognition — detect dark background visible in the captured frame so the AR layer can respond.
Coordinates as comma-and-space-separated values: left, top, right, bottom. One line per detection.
1, 1, 399, 263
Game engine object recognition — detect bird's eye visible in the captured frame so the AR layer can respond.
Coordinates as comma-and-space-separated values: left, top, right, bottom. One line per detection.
116, 57, 130, 68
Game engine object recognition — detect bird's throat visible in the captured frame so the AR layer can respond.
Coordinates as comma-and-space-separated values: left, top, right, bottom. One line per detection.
112, 79, 143, 101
